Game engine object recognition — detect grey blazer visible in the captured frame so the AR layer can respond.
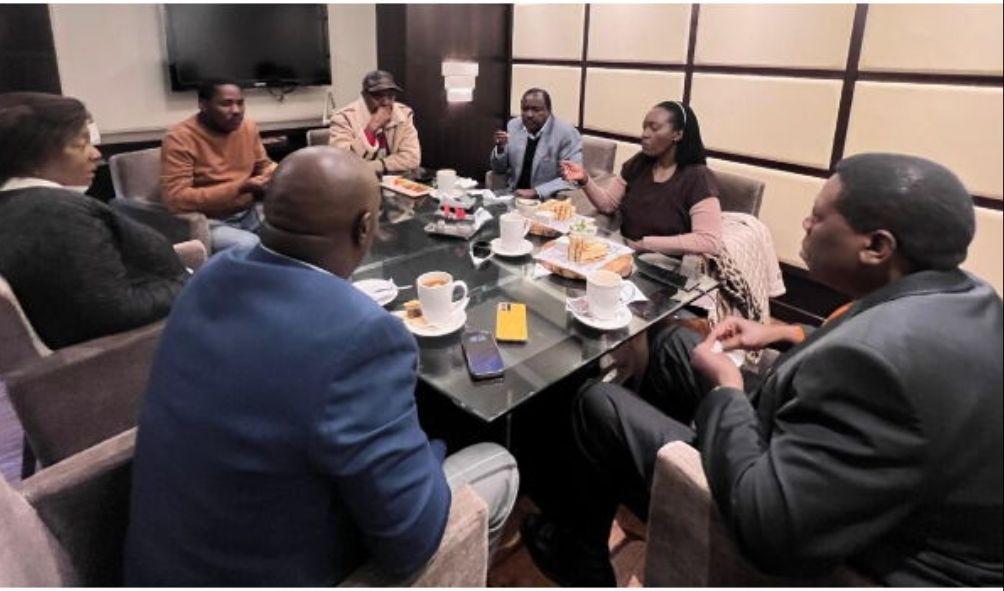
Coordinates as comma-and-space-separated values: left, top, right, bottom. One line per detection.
696, 269, 1003, 586
489, 116, 582, 198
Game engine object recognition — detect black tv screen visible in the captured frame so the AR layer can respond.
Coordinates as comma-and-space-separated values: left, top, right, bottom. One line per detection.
165, 4, 331, 90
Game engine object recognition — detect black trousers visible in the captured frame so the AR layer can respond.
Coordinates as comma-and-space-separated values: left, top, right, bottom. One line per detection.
557, 324, 759, 549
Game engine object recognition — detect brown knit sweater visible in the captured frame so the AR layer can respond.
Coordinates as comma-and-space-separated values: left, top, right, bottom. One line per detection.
160, 115, 276, 218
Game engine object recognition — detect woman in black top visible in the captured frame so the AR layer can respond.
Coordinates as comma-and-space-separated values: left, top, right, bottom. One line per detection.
560, 101, 722, 256
0, 92, 187, 348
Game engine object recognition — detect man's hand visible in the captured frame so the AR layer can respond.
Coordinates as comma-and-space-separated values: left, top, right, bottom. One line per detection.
238, 176, 268, 198
691, 331, 744, 391
560, 160, 587, 185
367, 106, 393, 134
494, 130, 509, 148
514, 188, 538, 199
712, 316, 802, 351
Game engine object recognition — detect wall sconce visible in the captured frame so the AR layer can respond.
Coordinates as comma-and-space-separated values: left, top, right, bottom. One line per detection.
442, 61, 478, 103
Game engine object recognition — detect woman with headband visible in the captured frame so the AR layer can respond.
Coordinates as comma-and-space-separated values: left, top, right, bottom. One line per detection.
560, 101, 721, 256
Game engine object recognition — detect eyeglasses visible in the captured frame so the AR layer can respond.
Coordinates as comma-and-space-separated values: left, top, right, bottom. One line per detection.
469, 240, 493, 266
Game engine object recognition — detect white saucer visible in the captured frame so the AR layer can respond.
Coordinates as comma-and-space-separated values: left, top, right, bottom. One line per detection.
572, 305, 633, 331
405, 309, 467, 337
491, 237, 533, 257
353, 278, 398, 306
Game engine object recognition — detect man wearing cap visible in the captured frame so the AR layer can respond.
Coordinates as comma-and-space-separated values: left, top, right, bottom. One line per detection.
329, 70, 421, 175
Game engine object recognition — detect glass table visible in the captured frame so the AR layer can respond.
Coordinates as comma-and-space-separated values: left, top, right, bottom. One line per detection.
352, 194, 718, 423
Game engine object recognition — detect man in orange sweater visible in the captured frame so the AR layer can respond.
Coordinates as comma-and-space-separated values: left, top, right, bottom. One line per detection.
161, 80, 277, 252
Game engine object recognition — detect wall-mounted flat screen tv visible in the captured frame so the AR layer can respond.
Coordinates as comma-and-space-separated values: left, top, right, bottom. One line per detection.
164, 4, 331, 90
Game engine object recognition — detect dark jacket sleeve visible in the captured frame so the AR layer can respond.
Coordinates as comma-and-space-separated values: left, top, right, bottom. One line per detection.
309, 311, 451, 577
17, 194, 186, 347
695, 343, 927, 577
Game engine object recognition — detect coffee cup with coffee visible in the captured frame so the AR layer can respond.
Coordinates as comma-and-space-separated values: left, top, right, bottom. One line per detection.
586, 269, 626, 321
499, 212, 531, 251
417, 271, 469, 325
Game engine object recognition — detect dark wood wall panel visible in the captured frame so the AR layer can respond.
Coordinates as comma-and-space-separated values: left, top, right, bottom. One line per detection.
377, 4, 511, 180
0, 5, 61, 93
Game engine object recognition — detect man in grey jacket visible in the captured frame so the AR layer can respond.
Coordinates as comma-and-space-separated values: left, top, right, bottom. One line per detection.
522, 153, 1003, 587
490, 88, 581, 200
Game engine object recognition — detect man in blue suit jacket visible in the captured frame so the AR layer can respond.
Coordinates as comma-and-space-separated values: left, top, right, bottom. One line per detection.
490, 88, 582, 200
125, 147, 517, 585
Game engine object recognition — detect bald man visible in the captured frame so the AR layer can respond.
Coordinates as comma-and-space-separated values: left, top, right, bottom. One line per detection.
125, 148, 518, 586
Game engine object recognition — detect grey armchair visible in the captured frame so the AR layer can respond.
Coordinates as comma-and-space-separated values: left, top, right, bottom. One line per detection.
307, 127, 331, 147
709, 168, 765, 217
644, 441, 872, 586
4, 321, 163, 467
1, 427, 489, 587
109, 148, 212, 252
0, 428, 136, 586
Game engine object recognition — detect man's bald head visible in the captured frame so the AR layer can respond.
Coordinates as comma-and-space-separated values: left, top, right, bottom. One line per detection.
260, 147, 380, 277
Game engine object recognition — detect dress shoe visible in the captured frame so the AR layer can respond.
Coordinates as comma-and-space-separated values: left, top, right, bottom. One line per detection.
521, 513, 617, 587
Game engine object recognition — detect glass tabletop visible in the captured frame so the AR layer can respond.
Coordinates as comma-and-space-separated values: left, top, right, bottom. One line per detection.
352, 194, 718, 423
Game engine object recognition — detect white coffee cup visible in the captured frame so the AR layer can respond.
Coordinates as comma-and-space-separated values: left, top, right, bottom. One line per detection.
436, 169, 457, 194
417, 271, 469, 325
499, 212, 531, 251
586, 269, 626, 321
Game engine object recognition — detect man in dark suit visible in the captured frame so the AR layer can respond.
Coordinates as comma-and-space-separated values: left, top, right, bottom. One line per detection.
125, 147, 518, 585
522, 153, 1003, 586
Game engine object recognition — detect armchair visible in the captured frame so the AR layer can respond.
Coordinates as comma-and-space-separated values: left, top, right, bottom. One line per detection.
340, 485, 490, 586
306, 127, 331, 147
709, 168, 765, 217
0, 428, 136, 586
108, 148, 212, 252
4, 321, 163, 467
644, 441, 872, 586
1, 428, 489, 588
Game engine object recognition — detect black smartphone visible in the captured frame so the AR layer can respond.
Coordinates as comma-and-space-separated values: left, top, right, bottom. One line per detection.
461, 330, 505, 380
627, 288, 680, 320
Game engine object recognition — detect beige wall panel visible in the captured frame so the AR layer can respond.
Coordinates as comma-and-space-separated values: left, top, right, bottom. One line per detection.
513, 4, 584, 60
328, 4, 379, 108
708, 158, 825, 269
583, 69, 685, 136
695, 5, 854, 69
844, 82, 1003, 199
860, 5, 1004, 76
49, 4, 375, 133
963, 209, 1003, 294
613, 140, 643, 173
510, 65, 581, 123
587, 4, 690, 64
691, 74, 842, 169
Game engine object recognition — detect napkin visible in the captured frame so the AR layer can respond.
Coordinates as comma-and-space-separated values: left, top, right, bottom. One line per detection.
456, 177, 478, 189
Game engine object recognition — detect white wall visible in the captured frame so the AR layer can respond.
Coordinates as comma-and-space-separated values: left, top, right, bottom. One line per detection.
49, 4, 377, 134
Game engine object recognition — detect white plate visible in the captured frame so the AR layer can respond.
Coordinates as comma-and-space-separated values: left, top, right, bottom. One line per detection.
353, 279, 398, 306
490, 237, 533, 257
405, 309, 468, 338
571, 305, 632, 331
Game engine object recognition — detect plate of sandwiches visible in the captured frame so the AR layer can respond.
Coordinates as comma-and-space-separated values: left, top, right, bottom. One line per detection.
381, 176, 433, 198
534, 234, 635, 279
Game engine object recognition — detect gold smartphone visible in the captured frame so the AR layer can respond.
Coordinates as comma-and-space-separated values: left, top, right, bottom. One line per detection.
495, 302, 528, 343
